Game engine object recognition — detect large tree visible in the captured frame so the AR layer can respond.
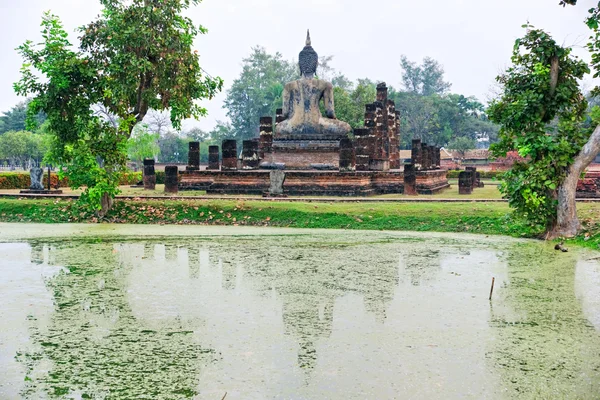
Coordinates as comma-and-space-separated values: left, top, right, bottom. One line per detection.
488, 26, 590, 238
489, 2, 600, 239
15, 0, 222, 214
400, 56, 452, 96
223, 47, 296, 141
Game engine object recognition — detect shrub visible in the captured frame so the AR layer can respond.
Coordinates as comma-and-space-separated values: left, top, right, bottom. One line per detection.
446, 170, 502, 179
0, 171, 145, 189
0, 172, 68, 189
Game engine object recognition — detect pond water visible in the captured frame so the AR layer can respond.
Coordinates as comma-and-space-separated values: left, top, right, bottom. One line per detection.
0, 224, 599, 399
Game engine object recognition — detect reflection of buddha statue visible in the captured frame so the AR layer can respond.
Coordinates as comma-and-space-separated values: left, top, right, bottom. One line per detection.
276, 31, 352, 137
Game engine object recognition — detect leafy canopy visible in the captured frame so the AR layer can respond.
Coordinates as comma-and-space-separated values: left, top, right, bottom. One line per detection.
488, 26, 590, 231
15, 0, 222, 211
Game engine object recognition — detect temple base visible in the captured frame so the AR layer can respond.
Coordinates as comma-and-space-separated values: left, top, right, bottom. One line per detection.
180, 169, 449, 196
20, 190, 64, 194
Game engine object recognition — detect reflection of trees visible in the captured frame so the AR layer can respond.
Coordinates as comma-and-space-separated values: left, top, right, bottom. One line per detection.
19, 235, 446, 395
19, 241, 215, 399
491, 244, 600, 398
201, 238, 406, 371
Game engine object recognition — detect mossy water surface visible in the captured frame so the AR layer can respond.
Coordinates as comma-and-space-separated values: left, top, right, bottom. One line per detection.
0, 225, 599, 399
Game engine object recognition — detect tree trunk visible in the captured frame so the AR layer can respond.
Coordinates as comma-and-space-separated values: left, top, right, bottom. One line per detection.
548, 124, 600, 239
99, 192, 114, 218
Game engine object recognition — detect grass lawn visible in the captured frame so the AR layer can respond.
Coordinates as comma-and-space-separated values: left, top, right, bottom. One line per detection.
1, 196, 600, 250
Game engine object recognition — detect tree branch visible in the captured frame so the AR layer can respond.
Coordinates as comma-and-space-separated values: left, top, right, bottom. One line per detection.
549, 56, 559, 96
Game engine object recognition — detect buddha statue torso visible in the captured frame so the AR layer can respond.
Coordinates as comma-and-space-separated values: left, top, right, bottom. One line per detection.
275, 31, 351, 139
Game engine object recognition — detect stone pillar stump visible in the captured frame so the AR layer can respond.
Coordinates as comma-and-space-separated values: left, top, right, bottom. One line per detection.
143, 159, 156, 190
187, 142, 200, 171
164, 166, 179, 194
459, 171, 473, 195
208, 146, 220, 170
242, 140, 260, 170
222, 140, 238, 171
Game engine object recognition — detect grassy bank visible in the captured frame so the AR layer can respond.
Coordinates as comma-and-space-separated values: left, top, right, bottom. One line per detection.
2, 198, 600, 250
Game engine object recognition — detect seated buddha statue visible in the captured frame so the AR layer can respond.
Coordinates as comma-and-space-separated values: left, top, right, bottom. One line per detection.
276, 31, 352, 138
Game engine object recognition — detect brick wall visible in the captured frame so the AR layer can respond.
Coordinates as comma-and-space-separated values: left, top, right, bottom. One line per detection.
270, 151, 340, 169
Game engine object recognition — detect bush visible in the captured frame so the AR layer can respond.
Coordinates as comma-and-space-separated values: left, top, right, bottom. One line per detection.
446, 170, 502, 179
0, 171, 145, 189
0, 172, 68, 189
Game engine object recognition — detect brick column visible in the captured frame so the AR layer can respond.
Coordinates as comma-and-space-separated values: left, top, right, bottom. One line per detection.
222, 140, 238, 171
339, 138, 355, 171
207, 146, 220, 170
164, 165, 179, 194
412, 139, 422, 170
259, 116, 273, 161
354, 128, 372, 171
389, 106, 400, 170
187, 142, 200, 171
242, 140, 260, 170
428, 145, 436, 170
421, 142, 430, 170
370, 100, 389, 171
143, 159, 156, 190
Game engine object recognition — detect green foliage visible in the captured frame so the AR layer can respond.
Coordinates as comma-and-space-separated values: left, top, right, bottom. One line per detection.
127, 125, 160, 167
15, 1, 222, 212
224, 47, 297, 141
0, 172, 67, 189
391, 91, 498, 148
79, 0, 223, 133
0, 130, 50, 166
332, 79, 377, 129
448, 136, 476, 158
0, 101, 46, 134
400, 55, 451, 96
58, 134, 129, 211
0, 171, 141, 189
488, 26, 590, 232
446, 170, 502, 179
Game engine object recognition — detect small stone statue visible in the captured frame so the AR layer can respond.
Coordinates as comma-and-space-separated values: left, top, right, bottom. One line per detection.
29, 167, 44, 191
276, 31, 352, 137
269, 170, 286, 196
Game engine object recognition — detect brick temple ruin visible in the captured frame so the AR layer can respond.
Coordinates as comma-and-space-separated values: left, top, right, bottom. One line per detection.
179, 32, 448, 196
179, 84, 449, 196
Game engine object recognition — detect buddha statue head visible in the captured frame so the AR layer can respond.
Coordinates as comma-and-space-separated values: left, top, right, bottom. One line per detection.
299, 30, 318, 78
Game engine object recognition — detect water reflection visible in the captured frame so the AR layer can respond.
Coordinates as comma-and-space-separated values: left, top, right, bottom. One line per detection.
1, 233, 599, 399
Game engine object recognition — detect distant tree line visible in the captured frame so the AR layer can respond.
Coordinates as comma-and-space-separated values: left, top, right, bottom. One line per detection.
0, 101, 231, 169
0, 100, 50, 169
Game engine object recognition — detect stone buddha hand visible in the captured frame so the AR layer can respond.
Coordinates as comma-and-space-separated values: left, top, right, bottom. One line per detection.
275, 31, 351, 137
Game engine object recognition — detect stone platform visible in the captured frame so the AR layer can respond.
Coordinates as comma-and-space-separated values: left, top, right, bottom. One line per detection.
180, 169, 449, 196
20, 190, 64, 195
416, 169, 451, 195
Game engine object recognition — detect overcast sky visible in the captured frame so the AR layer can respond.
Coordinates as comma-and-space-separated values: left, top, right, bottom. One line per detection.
0, 0, 595, 132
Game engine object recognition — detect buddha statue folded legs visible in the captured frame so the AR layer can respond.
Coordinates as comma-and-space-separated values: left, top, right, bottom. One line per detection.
275, 30, 351, 139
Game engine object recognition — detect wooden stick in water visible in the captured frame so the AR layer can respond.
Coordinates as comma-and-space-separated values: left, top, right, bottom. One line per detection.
489, 277, 495, 301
